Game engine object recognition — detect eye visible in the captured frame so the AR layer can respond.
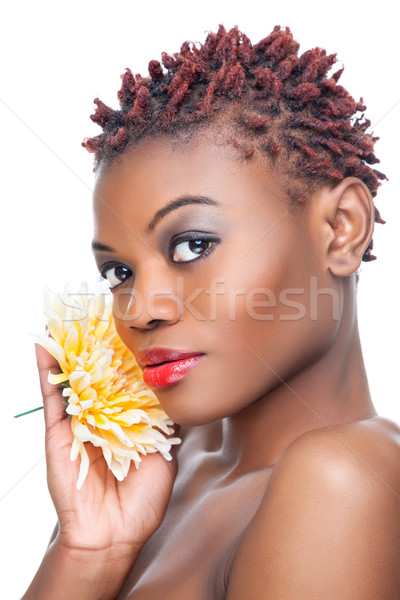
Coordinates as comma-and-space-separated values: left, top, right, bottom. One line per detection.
99, 263, 132, 290
171, 236, 218, 263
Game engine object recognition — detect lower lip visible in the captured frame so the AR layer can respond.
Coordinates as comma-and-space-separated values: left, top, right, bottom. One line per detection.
142, 354, 205, 388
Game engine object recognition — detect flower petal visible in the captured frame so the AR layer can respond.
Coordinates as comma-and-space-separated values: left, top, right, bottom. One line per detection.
48, 372, 70, 385
76, 442, 90, 490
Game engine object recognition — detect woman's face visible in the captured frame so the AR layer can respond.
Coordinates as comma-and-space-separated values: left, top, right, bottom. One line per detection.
92, 133, 340, 425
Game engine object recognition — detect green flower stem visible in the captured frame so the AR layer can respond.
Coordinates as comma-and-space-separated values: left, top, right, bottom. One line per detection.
14, 380, 71, 418
14, 406, 44, 418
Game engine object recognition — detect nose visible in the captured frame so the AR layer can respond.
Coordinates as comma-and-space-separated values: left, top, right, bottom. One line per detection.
113, 270, 182, 331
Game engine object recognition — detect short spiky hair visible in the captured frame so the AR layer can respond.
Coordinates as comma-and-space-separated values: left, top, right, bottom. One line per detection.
82, 24, 386, 261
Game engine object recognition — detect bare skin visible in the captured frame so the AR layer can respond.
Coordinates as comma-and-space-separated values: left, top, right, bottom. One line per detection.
24, 132, 400, 599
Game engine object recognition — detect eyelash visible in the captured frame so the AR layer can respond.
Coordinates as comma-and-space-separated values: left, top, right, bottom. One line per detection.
99, 233, 220, 291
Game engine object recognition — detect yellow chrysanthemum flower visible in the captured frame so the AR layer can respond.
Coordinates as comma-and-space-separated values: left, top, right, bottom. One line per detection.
33, 281, 181, 489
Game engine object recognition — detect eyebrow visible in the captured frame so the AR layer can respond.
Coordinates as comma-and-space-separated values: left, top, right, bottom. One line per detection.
91, 240, 116, 252
146, 195, 219, 233
91, 195, 219, 252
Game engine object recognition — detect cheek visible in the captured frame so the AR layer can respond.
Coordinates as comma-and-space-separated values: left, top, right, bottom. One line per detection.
113, 313, 131, 350
112, 301, 141, 356
167, 236, 341, 424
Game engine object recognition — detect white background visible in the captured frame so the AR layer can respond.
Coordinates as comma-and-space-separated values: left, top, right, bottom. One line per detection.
1, 1, 399, 597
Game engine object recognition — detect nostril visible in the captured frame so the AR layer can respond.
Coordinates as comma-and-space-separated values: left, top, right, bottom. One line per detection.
148, 319, 161, 329
129, 319, 161, 332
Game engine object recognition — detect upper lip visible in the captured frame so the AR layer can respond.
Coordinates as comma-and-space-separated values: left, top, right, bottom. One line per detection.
136, 347, 204, 368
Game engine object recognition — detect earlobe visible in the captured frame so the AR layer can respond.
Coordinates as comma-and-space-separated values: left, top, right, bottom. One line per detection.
325, 177, 375, 277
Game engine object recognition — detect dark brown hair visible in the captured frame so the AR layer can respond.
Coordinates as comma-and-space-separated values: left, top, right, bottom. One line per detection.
82, 24, 386, 261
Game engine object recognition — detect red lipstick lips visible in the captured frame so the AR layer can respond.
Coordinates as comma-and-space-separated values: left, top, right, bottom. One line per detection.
137, 348, 205, 388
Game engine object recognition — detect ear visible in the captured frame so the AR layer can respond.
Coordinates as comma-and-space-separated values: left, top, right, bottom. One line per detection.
319, 177, 375, 277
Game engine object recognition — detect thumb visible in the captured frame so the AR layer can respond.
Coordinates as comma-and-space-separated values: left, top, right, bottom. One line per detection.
34, 343, 68, 431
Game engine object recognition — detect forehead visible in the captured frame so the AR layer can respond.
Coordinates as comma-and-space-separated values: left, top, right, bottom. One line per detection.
97, 134, 240, 191
91, 134, 294, 243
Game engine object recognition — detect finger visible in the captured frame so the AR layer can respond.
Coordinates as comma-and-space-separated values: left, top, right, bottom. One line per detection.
35, 343, 68, 430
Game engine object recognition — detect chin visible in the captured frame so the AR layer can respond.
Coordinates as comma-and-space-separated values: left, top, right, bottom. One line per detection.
153, 384, 245, 427
159, 400, 223, 427
172, 412, 222, 427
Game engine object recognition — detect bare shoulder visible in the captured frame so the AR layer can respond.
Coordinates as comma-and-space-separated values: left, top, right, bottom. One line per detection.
281, 415, 400, 494
227, 416, 400, 599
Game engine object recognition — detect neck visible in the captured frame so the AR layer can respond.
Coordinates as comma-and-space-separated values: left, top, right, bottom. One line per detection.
221, 275, 377, 472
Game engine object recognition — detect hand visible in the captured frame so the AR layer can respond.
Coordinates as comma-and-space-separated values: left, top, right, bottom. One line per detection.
35, 343, 178, 561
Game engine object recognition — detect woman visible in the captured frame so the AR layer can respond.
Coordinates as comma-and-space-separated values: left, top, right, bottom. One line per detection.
24, 24, 400, 599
